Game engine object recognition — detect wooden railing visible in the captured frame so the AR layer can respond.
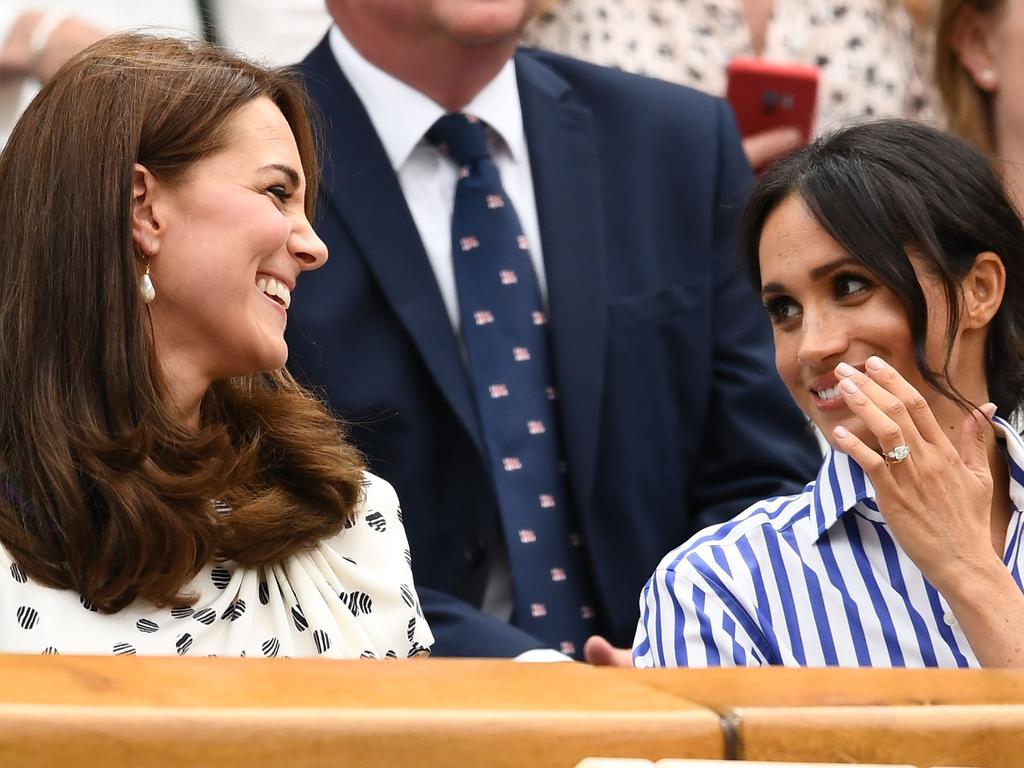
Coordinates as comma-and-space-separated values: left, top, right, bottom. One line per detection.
2, 656, 1023, 767
604, 666, 1024, 767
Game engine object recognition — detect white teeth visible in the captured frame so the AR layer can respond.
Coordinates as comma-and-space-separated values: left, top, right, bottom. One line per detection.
816, 385, 841, 402
257, 276, 291, 310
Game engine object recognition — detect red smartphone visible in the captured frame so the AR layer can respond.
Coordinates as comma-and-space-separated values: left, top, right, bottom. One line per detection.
725, 58, 819, 143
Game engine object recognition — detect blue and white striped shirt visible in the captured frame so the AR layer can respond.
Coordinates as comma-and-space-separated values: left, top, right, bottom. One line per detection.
633, 417, 1024, 668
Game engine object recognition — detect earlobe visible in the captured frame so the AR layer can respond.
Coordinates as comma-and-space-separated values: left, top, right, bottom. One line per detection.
949, 5, 1000, 92
963, 251, 1006, 329
131, 163, 162, 258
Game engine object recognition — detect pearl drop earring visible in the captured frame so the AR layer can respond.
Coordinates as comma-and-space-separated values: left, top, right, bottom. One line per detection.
139, 260, 156, 304
980, 69, 998, 89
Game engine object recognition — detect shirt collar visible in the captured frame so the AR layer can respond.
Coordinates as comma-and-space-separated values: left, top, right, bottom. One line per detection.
328, 25, 527, 170
812, 414, 1024, 540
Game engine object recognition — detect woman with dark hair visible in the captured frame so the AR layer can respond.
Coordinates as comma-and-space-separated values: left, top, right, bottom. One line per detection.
0, 34, 432, 658
635, 118, 1024, 668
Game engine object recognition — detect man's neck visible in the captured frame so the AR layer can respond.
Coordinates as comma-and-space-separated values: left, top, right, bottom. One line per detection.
334, 21, 518, 112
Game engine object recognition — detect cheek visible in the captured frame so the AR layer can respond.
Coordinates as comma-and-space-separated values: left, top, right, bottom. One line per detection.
772, 332, 800, 391
242, 206, 290, 253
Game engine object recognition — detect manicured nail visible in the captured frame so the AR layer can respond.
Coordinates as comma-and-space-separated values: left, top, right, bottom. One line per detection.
866, 356, 885, 371
840, 378, 858, 393
835, 362, 857, 377
834, 426, 849, 438
981, 403, 997, 419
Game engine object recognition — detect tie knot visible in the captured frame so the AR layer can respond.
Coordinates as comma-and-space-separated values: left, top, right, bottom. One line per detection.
427, 113, 490, 165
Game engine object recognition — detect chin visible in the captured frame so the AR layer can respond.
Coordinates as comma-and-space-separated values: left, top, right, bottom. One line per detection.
248, 342, 289, 376
451, 3, 533, 41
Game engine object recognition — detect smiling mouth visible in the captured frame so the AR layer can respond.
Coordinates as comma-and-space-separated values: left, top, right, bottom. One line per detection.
813, 384, 841, 403
257, 277, 291, 309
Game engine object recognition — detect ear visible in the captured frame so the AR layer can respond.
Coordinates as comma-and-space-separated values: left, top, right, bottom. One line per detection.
961, 251, 1006, 330
131, 163, 163, 259
948, 4, 1001, 92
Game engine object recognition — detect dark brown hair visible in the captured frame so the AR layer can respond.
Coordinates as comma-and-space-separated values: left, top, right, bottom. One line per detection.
936, 0, 1004, 153
0, 34, 364, 612
742, 119, 1024, 420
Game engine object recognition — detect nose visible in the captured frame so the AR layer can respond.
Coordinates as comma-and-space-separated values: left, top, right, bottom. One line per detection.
796, 306, 848, 368
289, 215, 328, 272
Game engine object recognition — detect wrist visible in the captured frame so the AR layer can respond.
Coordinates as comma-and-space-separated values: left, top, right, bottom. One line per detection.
933, 552, 1012, 606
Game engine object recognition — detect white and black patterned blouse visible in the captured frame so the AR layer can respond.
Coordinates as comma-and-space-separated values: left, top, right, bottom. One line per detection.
0, 472, 433, 659
524, 0, 938, 136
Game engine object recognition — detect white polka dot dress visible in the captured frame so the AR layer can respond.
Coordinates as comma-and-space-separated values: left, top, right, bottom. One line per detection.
0, 472, 433, 658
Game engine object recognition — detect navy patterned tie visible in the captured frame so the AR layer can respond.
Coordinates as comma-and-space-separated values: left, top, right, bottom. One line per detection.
427, 113, 598, 657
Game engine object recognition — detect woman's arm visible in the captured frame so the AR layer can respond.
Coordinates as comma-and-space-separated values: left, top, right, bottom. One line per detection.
938, 557, 1024, 667
0, 10, 105, 83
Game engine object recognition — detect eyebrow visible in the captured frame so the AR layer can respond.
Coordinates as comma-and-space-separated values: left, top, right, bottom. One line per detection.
259, 163, 301, 187
760, 255, 861, 296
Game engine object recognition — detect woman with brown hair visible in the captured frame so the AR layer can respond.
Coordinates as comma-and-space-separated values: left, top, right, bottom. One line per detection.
0, 33, 433, 658
936, 0, 1024, 208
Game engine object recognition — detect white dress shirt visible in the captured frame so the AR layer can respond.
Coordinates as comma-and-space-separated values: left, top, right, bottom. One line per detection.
328, 23, 548, 331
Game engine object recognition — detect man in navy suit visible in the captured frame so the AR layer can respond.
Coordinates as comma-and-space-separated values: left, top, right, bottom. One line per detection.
288, 0, 822, 660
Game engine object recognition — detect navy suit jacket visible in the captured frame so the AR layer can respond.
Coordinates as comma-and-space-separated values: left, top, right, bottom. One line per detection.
290, 36, 822, 656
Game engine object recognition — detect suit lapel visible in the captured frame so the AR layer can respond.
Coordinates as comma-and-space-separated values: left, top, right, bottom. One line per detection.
516, 54, 608, 518
300, 37, 483, 452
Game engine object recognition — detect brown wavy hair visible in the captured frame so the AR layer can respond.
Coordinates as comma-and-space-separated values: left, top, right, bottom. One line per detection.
936, 0, 1004, 153
0, 34, 364, 612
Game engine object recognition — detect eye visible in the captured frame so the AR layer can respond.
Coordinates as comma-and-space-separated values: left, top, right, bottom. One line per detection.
763, 295, 801, 326
833, 272, 872, 300
267, 185, 293, 202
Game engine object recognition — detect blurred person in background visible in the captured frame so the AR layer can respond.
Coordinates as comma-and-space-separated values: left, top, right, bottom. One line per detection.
213, 0, 330, 65
937, 0, 1024, 209
524, 0, 938, 169
0, 3, 201, 145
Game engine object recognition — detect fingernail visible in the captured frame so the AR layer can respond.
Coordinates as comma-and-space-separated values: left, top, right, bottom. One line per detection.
836, 362, 857, 377
834, 426, 849, 438
840, 378, 858, 393
866, 356, 885, 371
981, 403, 997, 419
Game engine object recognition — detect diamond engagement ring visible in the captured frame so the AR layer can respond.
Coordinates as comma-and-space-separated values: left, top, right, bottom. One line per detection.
883, 444, 911, 466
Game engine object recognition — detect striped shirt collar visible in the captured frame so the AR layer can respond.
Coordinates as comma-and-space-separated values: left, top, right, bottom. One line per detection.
812, 415, 1024, 541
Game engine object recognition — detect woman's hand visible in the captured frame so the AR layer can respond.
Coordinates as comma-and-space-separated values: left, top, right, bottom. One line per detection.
741, 127, 803, 172
583, 635, 633, 667
829, 355, 997, 590
830, 355, 1024, 666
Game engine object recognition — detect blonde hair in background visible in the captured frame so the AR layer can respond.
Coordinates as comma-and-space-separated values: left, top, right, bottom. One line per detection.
936, 0, 1004, 153
905, 0, 937, 25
